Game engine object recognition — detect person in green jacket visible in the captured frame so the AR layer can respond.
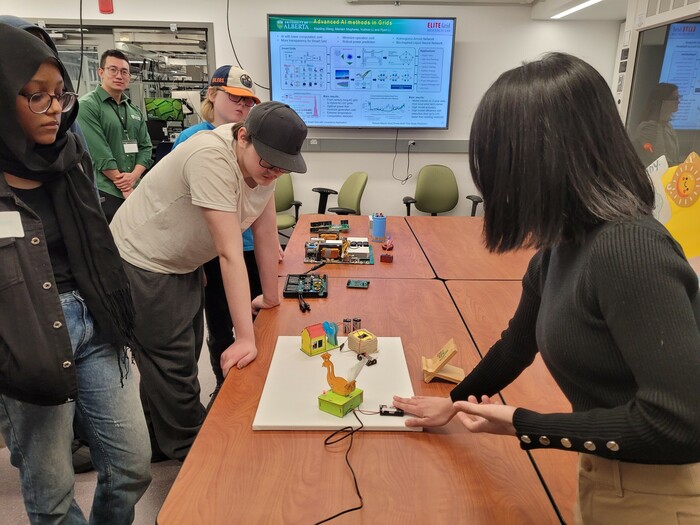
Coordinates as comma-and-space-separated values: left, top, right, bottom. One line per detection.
77, 49, 152, 222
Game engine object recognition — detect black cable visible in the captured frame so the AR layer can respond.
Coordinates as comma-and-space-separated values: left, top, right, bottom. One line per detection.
76, 0, 84, 91
297, 293, 310, 312
305, 262, 326, 274
225, 0, 270, 92
390, 128, 399, 181
314, 411, 364, 524
391, 128, 411, 184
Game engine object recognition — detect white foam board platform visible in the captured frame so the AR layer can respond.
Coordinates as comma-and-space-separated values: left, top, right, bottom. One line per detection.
253, 336, 420, 431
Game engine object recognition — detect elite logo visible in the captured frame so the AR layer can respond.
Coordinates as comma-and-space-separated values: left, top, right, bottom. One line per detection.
240, 74, 253, 88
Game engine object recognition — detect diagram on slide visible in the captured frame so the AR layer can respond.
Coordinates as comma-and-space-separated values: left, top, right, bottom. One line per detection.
330, 47, 418, 91
280, 46, 326, 90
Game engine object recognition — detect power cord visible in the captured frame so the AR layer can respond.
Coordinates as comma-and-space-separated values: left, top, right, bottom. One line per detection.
76, 0, 84, 91
225, 0, 270, 92
391, 128, 412, 184
297, 293, 311, 313
305, 262, 326, 274
314, 411, 365, 524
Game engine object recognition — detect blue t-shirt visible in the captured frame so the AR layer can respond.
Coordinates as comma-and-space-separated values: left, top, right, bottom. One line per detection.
171, 121, 214, 149
172, 121, 254, 251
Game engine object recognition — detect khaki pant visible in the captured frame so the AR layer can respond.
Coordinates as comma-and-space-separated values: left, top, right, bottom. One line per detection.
575, 454, 700, 525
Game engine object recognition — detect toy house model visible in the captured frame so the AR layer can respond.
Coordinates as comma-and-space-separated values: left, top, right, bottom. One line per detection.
301, 323, 339, 356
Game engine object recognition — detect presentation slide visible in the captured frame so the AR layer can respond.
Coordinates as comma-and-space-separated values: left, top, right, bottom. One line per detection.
660, 22, 700, 130
268, 16, 456, 129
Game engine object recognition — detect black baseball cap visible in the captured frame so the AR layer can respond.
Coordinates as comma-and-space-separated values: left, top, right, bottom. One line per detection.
245, 101, 307, 173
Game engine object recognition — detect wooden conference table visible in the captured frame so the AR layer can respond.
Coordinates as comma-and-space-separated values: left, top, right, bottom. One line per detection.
446, 280, 577, 524
278, 213, 435, 279
406, 216, 535, 280
158, 278, 562, 524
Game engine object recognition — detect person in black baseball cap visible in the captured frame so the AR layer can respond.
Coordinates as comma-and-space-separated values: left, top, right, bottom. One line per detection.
108, 99, 308, 461
244, 101, 307, 174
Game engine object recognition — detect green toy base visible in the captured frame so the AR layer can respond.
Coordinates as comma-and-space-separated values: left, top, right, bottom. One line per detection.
318, 389, 363, 417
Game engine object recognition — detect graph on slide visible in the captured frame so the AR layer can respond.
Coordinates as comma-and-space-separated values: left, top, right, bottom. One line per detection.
364, 101, 406, 113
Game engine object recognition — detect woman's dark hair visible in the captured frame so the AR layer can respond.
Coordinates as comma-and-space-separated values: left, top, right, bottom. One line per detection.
469, 52, 654, 252
643, 82, 679, 121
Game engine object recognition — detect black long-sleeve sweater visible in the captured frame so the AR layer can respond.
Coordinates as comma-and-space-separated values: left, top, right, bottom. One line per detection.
451, 216, 700, 464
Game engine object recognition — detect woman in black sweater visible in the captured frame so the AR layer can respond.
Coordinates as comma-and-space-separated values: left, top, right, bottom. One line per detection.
394, 53, 700, 523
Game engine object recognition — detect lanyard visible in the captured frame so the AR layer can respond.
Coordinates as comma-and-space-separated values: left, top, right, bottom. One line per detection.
109, 101, 129, 138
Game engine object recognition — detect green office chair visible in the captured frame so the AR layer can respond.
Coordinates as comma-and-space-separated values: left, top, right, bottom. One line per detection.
312, 171, 368, 215
403, 164, 459, 216
275, 173, 301, 237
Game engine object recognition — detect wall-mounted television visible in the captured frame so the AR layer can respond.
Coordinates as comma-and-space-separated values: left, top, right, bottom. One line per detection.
267, 15, 456, 129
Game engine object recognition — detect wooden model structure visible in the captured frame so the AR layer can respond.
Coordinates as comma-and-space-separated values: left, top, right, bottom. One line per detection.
347, 329, 378, 355
321, 352, 356, 396
300, 323, 339, 356
318, 352, 363, 417
421, 339, 465, 384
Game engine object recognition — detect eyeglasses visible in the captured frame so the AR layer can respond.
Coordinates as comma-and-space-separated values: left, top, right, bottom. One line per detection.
259, 158, 290, 174
19, 91, 78, 114
103, 66, 131, 78
216, 88, 256, 107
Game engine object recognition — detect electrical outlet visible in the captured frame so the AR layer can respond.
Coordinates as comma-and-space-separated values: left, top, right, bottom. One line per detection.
408, 140, 416, 146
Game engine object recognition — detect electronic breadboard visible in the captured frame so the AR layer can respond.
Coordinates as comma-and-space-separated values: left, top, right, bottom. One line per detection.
283, 273, 328, 298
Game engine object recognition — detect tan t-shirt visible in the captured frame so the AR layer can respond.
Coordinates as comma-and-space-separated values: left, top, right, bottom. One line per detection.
110, 123, 274, 274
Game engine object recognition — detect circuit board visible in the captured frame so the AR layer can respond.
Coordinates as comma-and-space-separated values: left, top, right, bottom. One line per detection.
283, 273, 328, 298
309, 220, 350, 235
304, 237, 375, 265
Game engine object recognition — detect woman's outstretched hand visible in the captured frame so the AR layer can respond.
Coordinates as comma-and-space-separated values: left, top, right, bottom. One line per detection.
392, 395, 457, 428
453, 395, 516, 436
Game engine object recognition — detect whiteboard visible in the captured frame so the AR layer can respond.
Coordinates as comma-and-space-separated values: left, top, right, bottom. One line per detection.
253, 336, 420, 431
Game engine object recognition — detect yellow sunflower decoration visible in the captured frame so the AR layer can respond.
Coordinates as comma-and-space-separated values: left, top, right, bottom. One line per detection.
660, 152, 700, 261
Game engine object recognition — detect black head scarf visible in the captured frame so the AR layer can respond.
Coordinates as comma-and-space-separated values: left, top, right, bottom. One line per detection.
0, 23, 135, 351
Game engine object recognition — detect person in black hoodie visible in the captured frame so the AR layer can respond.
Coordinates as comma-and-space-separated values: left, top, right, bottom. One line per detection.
0, 15, 90, 152
0, 12, 97, 475
0, 23, 151, 524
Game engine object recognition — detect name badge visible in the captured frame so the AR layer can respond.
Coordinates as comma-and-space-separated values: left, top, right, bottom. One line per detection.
122, 140, 139, 154
0, 211, 24, 238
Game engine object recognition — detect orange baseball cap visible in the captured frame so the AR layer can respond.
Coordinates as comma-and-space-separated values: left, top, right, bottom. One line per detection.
209, 65, 260, 104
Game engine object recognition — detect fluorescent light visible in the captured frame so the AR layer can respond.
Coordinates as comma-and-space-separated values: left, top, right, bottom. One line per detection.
551, 0, 604, 19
